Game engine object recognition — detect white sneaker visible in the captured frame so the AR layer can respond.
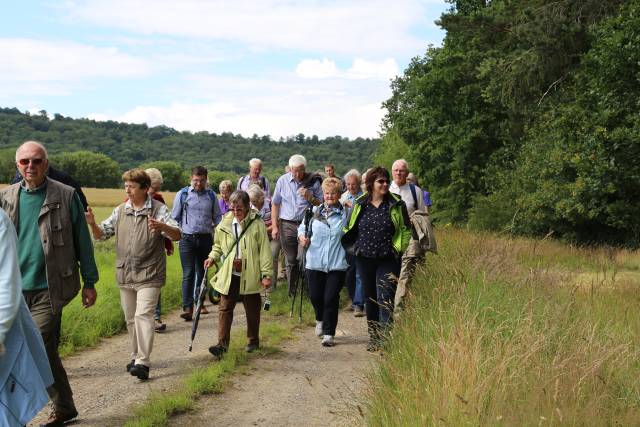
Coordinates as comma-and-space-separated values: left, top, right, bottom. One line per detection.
315, 321, 323, 337
321, 335, 335, 347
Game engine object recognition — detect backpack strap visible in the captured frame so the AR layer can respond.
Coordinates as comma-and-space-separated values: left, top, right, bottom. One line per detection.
176, 186, 189, 224
409, 183, 418, 210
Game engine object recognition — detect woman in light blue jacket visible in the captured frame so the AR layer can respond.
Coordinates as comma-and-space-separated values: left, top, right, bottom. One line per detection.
0, 208, 53, 426
298, 178, 349, 347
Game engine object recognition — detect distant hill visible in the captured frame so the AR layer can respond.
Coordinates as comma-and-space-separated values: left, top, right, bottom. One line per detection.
0, 107, 379, 178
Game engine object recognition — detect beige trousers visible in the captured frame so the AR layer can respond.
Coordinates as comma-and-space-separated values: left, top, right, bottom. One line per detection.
394, 238, 425, 312
120, 287, 161, 366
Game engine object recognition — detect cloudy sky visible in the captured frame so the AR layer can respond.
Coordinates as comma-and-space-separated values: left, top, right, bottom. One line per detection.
1, 1, 448, 138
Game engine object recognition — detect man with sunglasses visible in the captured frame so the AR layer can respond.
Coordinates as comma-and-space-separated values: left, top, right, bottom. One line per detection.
11, 166, 89, 211
0, 141, 99, 426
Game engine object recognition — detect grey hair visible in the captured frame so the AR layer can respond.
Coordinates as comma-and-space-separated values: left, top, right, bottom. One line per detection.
392, 158, 409, 170
247, 184, 265, 204
145, 168, 163, 186
288, 154, 307, 168
219, 180, 233, 192
343, 168, 361, 184
229, 190, 250, 210
16, 140, 48, 161
249, 158, 262, 168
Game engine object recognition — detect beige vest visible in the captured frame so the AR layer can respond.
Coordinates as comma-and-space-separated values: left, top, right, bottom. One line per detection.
0, 178, 81, 314
114, 199, 166, 289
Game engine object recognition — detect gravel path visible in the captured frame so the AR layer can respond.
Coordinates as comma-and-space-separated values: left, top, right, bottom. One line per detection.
28, 305, 375, 426
172, 309, 375, 427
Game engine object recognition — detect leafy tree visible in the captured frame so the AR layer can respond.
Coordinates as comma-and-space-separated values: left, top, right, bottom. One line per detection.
50, 151, 120, 188
0, 148, 16, 183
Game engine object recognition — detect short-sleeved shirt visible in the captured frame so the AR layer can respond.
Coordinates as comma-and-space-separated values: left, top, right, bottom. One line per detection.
237, 175, 271, 199
355, 200, 394, 259
389, 182, 425, 215
271, 172, 323, 222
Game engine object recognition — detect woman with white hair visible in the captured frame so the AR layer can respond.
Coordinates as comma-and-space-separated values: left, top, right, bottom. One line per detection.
247, 184, 280, 289
218, 180, 233, 215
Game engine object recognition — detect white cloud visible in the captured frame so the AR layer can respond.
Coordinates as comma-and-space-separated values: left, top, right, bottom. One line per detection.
296, 58, 399, 81
0, 38, 149, 82
295, 59, 339, 79
62, 0, 443, 56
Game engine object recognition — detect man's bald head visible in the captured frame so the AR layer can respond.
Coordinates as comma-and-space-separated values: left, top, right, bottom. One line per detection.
15, 140, 49, 188
16, 141, 48, 161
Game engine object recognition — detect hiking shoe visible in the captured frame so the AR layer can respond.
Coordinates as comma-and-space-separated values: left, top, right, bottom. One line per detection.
246, 343, 260, 353
130, 364, 150, 380
180, 307, 193, 321
208, 344, 227, 359
315, 321, 323, 338
321, 335, 335, 347
154, 319, 166, 332
41, 405, 78, 426
354, 307, 365, 317
126, 359, 135, 373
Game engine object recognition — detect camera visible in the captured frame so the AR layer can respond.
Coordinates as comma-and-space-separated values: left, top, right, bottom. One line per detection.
263, 297, 271, 311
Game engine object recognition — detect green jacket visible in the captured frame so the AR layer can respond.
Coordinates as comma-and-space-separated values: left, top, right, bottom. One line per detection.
341, 192, 412, 257
208, 210, 272, 295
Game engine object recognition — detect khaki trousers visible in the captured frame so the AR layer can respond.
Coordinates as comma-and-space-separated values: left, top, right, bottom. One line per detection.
218, 275, 261, 349
119, 287, 161, 366
394, 238, 425, 312
23, 289, 76, 415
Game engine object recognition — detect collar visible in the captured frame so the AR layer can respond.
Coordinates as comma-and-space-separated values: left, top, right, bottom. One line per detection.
20, 179, 47, 193
125, 195, 153, 210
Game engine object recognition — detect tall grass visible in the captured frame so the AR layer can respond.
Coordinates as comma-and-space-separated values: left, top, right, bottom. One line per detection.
366, 228, 640, 425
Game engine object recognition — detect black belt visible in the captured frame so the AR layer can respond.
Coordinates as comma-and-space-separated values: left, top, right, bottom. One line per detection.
280, 219, 302, 225
182, 233, 212, 237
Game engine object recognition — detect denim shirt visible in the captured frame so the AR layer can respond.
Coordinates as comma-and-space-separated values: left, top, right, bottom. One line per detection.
298, 204, 349, 272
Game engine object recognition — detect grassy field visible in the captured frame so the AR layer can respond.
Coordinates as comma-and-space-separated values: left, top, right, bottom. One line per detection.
366, 228, 640, 425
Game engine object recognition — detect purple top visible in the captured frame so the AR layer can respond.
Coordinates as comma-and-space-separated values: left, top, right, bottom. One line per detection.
423, 190, 432, 207
218, 198, 230, 215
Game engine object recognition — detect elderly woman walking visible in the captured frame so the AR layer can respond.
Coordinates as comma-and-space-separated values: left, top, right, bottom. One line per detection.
247, 184, 280, 290
86, 169, 181, 380
298, 178, 349, 347
340, 169, 365, 316
341, 167, 411, 351
204, 190, 272, 358
218, 180, 233, 215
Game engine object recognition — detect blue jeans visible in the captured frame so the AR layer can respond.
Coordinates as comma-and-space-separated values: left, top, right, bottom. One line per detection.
179, 233, 213, 309
356, 255, 400, 327
345, 254, 364, 309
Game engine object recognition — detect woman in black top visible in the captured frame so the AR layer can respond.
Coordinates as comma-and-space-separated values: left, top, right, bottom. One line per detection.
342, 167, 411, 351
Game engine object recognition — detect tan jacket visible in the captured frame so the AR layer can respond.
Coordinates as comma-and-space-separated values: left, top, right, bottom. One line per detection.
0, 179, 82, 314
114, 199, 166, 289
408, 210, 437, 256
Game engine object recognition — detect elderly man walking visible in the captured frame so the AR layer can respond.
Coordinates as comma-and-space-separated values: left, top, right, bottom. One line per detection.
271, 154, 323, 296
172, 166, 222, 321
389, 159, 431, 313
237, 158, 271, 198
0, 141, 99, 426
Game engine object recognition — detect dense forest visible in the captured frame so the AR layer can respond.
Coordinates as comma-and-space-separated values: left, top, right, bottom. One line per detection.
0, 107, 379, 189
381, 0, 639, 246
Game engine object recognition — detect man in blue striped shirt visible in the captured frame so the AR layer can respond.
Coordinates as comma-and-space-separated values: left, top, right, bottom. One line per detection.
271, 155, 323, 296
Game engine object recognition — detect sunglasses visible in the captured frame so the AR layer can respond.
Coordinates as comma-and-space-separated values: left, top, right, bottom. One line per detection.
18, 158, 45, 166
375, 179, 389, 184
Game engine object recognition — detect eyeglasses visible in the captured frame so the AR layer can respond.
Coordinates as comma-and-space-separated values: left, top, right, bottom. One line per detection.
18, 158, 45, 166
375, 179, 389, 185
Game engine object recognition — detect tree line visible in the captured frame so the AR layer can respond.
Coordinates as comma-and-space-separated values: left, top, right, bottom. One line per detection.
382, 0, 639, 246
0, 108, 379, 190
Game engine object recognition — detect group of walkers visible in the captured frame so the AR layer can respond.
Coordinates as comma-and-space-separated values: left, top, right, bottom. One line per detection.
0, 140, 434, 426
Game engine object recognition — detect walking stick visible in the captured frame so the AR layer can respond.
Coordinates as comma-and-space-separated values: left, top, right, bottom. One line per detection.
289, 207, 313, 321
188, 267, 209, 351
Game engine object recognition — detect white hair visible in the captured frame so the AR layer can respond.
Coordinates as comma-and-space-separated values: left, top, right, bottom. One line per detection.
249, 158, 262, 168
219, 180, 233, 191
343, 169, 361, 184
247, 184, 265, 204
16, 140, 48, 161
145, 168, 163, 185
392, 158, 409, 170
288, 154, 307, 168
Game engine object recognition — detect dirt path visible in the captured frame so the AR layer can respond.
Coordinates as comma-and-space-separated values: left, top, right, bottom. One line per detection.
172, 309, 374, 427
29, 306, 375, 426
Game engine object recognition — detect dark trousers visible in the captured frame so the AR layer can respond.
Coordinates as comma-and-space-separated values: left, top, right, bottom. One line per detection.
356, 256, 400, 335
179, 233, 213, 309
23, 289, 76, 414
345, 254, 364, 308
306, 269, 345, 336
279, 220, 303, 296
218, 275, 261, 348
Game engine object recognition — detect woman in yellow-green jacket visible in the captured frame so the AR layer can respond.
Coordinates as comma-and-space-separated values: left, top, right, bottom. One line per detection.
204, 190, 272, 358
